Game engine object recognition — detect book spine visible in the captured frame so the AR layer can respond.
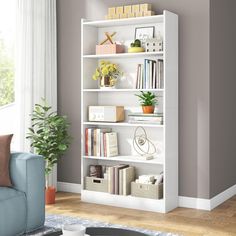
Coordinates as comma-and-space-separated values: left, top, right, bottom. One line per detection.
85, 128, 88, 156
88, 129, 92, 156
100, 133, 104, 157
104, 133, 107, 157
96, 129, 100, 157
93, 129, 96, 156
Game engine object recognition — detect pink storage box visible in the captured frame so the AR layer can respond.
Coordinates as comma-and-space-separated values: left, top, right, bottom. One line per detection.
96, 44, 125, 54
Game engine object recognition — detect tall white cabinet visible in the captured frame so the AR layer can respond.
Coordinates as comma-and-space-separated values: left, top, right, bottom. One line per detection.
81, 10, 178, 213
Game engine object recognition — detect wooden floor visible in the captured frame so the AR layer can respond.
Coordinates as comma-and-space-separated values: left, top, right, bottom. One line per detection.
46, 192, 236, 236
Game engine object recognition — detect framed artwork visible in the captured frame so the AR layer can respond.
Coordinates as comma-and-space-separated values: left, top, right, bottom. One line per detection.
135, 26, 155, 45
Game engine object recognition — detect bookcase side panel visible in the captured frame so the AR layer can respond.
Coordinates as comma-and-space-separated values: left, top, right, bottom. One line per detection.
163, 10, 179, 212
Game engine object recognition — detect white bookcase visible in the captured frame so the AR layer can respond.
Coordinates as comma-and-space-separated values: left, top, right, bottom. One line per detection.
81, 10, 178, 213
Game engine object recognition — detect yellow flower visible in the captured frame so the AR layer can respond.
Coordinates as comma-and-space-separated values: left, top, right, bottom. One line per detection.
101, 67, 109, 76
95, 69, 100, 77
92, 75, 97, 80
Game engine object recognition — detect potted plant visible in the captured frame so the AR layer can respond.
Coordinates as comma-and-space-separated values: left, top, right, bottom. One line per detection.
27, 100, 71, 204
92, 60, 122, 89
135, 91, 158, 114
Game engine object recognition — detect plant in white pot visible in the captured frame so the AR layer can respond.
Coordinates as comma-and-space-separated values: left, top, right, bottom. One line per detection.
27, 100, 71, 204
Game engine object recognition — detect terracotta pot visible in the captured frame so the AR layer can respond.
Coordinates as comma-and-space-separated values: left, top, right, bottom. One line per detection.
45, 186, 56, 205
142, 106, 155, 114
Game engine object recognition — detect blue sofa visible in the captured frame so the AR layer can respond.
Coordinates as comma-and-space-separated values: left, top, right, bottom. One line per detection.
0, 152, 45, 236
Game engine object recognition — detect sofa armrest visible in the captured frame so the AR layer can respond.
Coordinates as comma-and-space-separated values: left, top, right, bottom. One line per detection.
10, 152, 45, 232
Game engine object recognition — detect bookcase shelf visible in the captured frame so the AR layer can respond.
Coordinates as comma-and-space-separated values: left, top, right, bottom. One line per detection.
83, 89, 164, 92
81, 10, 178, 213
83, 155, 164, 165
83, 121, 164, 128
83, 51, 163, 59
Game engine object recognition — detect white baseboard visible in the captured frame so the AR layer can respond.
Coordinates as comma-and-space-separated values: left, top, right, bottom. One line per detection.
57, 182, 81, 194
179, 184, 236, 211
57, 182, 235, 211
210, 184, 236, 210
178, 196, 211, 210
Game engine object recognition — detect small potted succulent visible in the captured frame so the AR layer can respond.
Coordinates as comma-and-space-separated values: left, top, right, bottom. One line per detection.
92, 60, 122, 89
128, 39, 145, 53
135, 91, 158, 114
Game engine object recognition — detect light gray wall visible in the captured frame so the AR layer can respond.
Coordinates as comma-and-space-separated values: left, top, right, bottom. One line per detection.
210, 0, 236, 198
57, 0, 211, 198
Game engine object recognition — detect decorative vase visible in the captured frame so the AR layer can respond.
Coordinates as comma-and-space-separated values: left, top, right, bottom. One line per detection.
142, 106, 155, 114
100, 76, 115, 89
45, 186, 56, 204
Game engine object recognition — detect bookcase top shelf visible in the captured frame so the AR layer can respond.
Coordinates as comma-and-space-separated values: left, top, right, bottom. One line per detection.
84, 155, 164, 165
82, 14, 164, 28
83, 89, 164, 92
83, 121, 164, 128
83, 52, 163, 59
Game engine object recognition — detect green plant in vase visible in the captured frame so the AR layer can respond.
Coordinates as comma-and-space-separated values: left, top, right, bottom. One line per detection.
92, 60, 122, 89
135, 91, 158, 114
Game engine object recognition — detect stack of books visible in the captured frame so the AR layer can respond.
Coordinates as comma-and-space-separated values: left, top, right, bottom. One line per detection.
107, 164, 135, 195
136, 59, 163, 89
128, 113, 164, 125
85, 128, 118, 157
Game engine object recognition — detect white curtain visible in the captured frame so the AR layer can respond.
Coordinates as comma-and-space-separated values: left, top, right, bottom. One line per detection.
15, 0, 57, 187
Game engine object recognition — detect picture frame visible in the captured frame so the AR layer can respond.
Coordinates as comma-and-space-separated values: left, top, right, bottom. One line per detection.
134, 26, 155, 43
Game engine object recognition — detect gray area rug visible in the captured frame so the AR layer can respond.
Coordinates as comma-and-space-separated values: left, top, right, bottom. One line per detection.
27, 214, 180, 236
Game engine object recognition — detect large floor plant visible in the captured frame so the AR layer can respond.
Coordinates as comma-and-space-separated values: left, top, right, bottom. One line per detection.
27, 99, 71, 204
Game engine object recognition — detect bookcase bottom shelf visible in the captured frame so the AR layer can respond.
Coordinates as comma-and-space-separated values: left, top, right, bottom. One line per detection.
81, 190, 165, 213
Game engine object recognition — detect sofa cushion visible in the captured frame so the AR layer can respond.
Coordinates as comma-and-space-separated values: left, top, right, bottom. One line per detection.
0, 134, 13, 187
0, 187, 27, 236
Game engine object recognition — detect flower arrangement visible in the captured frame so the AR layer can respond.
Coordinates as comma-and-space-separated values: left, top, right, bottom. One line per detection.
92, 60, 122, 88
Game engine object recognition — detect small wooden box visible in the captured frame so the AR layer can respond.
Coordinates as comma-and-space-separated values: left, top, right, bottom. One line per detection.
124, 5, 132, 14
132, 4, 140, 13
135, 12, 143, 17
116, 6, 124, 14
140, 3, 152, 12
108, 7, 116, 15
127, 12, 135, 18
143, 11, 155, 16
131, 182, 163, 199
119, 12, 128, 19
96, 44, 125, 55
85, 177, 108, 193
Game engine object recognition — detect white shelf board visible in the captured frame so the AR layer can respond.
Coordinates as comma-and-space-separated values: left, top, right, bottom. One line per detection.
83, 155, 164, 165
83, 89, 164, 92
82, 15, 164, 27
81, 190, 165, 213
83, 121, 164, 128
83, 51, 163, 59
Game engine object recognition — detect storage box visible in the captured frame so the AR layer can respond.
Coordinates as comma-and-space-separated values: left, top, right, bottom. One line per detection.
140, 3, 152, 12
85, 177, 108, 193
131, 182, 163, 199
96, 44, 125, 55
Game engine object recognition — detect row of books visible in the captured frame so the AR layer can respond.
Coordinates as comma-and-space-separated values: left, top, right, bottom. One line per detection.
136, 59, 164, 89
85, 128, 118, 157
107, 164, 135, 195
128, 113, 164, 125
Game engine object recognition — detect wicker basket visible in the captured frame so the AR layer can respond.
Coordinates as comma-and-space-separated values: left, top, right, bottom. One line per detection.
131, 182, 163, 199
85, 177, 108, 193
